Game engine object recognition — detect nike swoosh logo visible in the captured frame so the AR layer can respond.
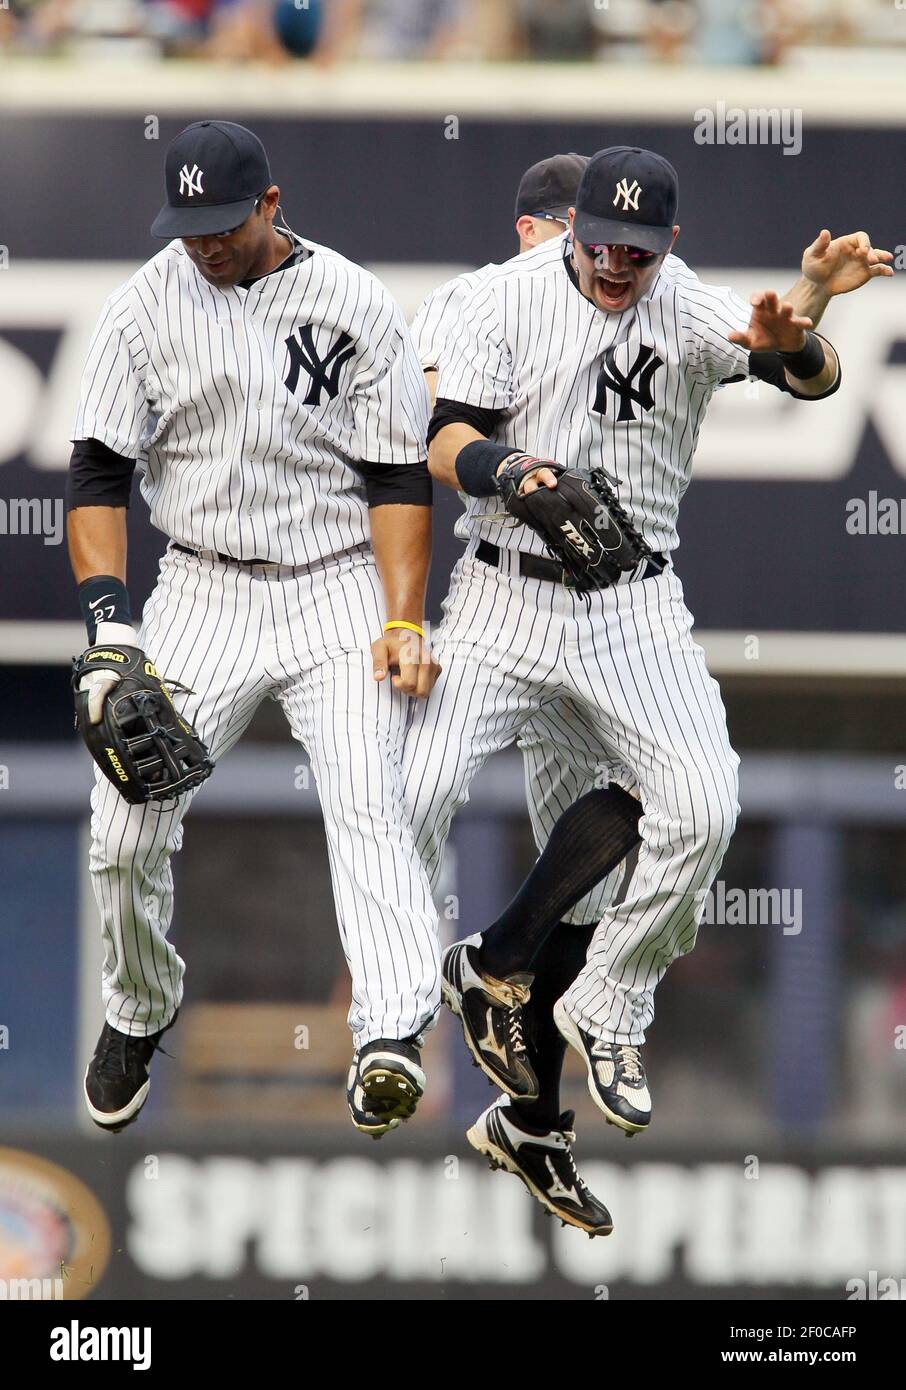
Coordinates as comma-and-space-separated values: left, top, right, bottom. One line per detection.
88, 594, 114, 609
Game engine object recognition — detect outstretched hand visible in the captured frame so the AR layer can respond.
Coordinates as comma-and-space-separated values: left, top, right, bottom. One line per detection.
801, 228, 894, 295
727, 291, 814, 354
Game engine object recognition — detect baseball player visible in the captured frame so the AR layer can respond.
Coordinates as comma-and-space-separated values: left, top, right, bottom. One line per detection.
67, 120, 441, 1140
410, 153, 645, 1234
404, 145, 892, 1226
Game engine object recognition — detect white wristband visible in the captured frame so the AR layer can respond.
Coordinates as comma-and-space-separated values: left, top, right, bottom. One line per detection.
94, 621, 138, 647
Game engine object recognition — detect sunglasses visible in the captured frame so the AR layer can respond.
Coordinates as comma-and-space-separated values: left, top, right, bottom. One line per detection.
584, 242, 660, 267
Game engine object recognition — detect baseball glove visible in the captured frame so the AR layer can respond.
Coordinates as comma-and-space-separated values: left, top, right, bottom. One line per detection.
495, 453, 652, 593
72, 644, 213, 805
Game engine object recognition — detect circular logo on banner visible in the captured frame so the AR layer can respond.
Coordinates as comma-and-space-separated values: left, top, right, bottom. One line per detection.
0, 1148, 111, 1300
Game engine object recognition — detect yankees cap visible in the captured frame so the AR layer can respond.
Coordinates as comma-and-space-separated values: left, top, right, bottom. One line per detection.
151, 120, 272, 238
573, 146, 678, 254
514, 153, 589, 221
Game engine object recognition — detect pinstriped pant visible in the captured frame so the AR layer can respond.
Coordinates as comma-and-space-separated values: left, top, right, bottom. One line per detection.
88, 546, 440, 1045
402, 549, 739, 1046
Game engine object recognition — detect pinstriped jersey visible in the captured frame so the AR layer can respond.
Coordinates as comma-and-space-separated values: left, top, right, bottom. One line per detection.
435, 232, 754, 556
410, 265, 493, 371
73, 233, 430, 565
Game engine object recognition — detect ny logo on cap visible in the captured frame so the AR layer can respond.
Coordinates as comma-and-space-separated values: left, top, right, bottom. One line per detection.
613, 178, 642, 212
179, 164, 204, 198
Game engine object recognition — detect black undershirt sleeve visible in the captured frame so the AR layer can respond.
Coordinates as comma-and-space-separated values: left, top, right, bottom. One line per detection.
721, 335, 841, 400
354, 460, 433, 507
66, 438, 137, 510
427, 398, 506, 445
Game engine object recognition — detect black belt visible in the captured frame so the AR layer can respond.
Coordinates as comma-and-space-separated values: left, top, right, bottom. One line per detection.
172, 542, 272, 566
475, 539, 666, 588
171, 541, 370, 569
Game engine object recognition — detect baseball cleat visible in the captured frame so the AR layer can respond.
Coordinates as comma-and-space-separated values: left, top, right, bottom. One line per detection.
553, 997, 650, 1135
83, 1010, 179, 1132
347, 1037, 425, 1139
441, 934, 538, 1099
468, 1097, 613, 1236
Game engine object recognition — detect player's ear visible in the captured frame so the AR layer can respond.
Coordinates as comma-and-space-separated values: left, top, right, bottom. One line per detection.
515, 215, 536, 248
260, 186, 280, 222
568, 207, 576, 232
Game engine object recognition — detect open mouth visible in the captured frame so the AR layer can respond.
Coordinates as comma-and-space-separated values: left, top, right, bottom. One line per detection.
595, 276, 632, 306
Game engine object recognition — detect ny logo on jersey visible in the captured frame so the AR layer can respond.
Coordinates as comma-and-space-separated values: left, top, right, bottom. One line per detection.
284, 324, 357, 406
179, 163, 204, 198
613, 177, 642, 212
592, 344, 664, 423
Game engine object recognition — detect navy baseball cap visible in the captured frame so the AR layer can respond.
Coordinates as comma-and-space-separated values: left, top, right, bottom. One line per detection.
151, 120, 272, 238
514, 153, 589, 221
573, 146, 678, 254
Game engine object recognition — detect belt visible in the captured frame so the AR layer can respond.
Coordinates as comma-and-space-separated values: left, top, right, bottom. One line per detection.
171, 541, 369, 569
172, 542, 271, 566
475, 539, 667, 588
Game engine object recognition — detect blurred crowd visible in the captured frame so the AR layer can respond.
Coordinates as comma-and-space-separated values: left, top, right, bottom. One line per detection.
0, 0, 901, 66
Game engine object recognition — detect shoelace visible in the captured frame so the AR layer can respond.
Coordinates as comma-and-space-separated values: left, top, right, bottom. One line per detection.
95, 1026, 171, 1084
591, 1039, 644, 1084
555, 1134, 589, 1192
94, 1030, 132, 1084
506, 1006, 528, 1056
617, 1045, 643, 1084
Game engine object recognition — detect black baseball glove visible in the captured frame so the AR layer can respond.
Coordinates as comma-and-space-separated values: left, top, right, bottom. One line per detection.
72, 644, 213, 805
495, 453, 653, 593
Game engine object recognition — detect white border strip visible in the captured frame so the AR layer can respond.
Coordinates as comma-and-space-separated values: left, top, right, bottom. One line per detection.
1, 60, 906, 123
1, 621, 904, 677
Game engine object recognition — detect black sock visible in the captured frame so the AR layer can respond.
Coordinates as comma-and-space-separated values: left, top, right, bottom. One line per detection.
510, 922, 595, 1132
479, 785, 641, 980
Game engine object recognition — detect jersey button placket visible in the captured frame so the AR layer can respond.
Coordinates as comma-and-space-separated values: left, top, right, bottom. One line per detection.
238, 292, 264, 550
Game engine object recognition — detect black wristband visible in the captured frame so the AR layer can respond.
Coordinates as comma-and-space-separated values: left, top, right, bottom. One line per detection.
454, 440, 521, 497
78, 575, 132, 644
776, 330, 826, 381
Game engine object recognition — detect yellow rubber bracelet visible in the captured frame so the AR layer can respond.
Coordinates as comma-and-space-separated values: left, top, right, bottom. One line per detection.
384, 620, 425, 638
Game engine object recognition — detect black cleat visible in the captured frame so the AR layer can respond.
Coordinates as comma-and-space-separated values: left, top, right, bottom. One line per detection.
468, 1097, 613, 1236
84, 1010, 179, 1132
441, 934, 538, 1099
553, 998, 650, 1135
347, 1037, 426, 1139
